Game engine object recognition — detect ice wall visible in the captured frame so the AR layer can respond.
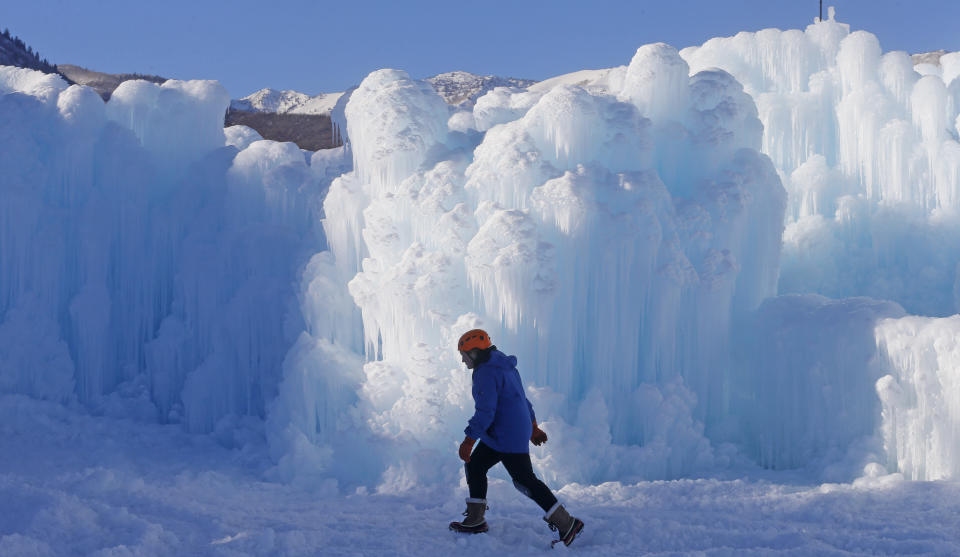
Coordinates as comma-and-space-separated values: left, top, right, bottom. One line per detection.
7, 9, 960, 490
284, 46, 787, 486
680, 10, 960, 317
106, 80, 230, 175
0, 68, 330, 434
673, 13, 960, 480
285, 13, 960, 487
736, 295, 904, 474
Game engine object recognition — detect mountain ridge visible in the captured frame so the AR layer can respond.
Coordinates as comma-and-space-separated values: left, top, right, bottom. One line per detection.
0, 28, 58, 75
57, 64, 166, 100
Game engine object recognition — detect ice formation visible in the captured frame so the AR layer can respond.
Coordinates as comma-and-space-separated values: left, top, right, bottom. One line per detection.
681, 10, 960, 317
875, 316, 960, 481
4, 8, 960, 490
225, 124, 264, 151
274, 51, 788, 485
735, 295, 905, 475
285, 14, 960, 485
0, 70, 329, 437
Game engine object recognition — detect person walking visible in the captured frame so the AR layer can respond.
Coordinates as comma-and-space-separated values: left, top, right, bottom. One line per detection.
448, 329, 584, 547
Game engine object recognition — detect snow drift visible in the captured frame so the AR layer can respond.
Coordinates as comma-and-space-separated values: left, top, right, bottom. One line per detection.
3, 8, 960, 490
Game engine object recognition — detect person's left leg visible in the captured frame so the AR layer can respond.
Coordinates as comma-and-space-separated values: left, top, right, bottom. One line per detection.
499, 452, 558, 512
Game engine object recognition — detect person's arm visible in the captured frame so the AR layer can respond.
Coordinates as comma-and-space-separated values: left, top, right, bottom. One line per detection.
459, 436, 476, 462
528, 397, 548, 446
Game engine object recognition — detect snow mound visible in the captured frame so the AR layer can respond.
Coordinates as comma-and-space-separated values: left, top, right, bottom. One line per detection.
225, 125, 263, 150
0, 65, 68, 103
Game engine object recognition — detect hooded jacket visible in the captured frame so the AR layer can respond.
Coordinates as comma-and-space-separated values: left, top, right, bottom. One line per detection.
464, 349, 536, 453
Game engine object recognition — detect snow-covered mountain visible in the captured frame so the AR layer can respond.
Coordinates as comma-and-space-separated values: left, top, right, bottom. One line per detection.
231, 71, 536, 116
425, 70, 536, 106
230, 88, 344, 115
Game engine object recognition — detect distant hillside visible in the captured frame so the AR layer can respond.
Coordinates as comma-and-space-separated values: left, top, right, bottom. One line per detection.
225, 110, 338, 151
912, 50, 948, 66
57, 64, 166, 100
0, 28, 57, 74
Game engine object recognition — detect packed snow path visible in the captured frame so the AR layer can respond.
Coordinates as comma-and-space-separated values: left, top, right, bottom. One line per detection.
2, 395, 959, 556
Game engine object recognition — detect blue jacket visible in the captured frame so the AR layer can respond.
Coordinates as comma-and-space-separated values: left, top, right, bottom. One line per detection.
464, 349, 536, 453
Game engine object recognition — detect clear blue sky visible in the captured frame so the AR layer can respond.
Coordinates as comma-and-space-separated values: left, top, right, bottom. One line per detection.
3, 0, 958, 98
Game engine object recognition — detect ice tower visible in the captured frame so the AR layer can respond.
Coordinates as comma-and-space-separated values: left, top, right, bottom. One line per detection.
271, 39, 787, 485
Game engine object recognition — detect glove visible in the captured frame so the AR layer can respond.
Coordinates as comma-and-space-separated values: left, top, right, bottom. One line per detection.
459, 437, 476, 463
531, 427, 548, 446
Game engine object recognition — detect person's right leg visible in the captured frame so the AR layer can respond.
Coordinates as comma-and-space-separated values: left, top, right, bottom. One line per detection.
499, 452, 558, 512
498, 452, 584, 546
464, 441, 501, 500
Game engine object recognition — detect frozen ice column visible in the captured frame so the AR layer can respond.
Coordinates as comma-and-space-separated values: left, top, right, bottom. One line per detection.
107, 79, 229, 174
876, 316, 960, 480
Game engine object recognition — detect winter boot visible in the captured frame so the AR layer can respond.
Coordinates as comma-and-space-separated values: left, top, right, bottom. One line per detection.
544, 503, 584, 547
449, 498, 489, 533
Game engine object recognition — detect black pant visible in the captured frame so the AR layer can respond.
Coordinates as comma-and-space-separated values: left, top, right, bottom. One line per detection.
465, 441, 558, 512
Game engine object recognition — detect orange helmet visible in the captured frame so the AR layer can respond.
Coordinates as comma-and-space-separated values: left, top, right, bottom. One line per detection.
458, 329, 491, 352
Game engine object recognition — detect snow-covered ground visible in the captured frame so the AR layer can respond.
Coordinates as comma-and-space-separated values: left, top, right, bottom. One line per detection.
4, 394, 960, 556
